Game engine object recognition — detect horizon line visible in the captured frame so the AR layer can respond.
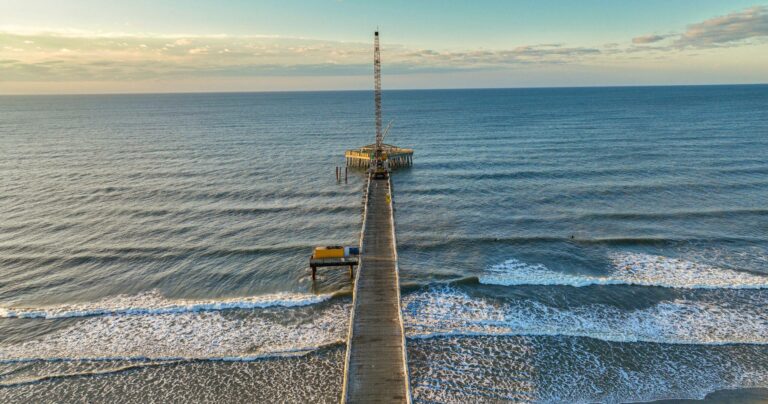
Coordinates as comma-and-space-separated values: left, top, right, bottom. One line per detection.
1, 82, 766, 97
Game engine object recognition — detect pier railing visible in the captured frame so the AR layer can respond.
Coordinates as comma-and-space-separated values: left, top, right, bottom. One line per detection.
340, 173, 373, 401
387, 175, 412, 403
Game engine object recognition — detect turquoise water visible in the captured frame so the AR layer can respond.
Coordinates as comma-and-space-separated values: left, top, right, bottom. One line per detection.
1, 86, 768, 403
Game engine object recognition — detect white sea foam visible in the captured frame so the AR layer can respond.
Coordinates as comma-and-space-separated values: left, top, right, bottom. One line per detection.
479, 252, 768, 289
0, 290, 334, 319
408, 334, 768, 404
402, 286, 768, 345
0, 301, 349, 362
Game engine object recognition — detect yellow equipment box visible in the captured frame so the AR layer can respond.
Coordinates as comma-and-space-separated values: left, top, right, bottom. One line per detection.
313, 246, 345, 259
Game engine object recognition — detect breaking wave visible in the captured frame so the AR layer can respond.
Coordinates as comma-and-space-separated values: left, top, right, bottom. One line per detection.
479, 252, 768, 289
402, 286, 768, 345
0, 300, 350, 362
0, 290, 335, 319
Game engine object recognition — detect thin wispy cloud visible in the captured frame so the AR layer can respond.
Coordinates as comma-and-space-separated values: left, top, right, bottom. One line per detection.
0, 32, 372, 80
632, 5, 768, 49
400, 45, 603, 67
632, 34, 668, 45
676, 5, 768, 47
0, 30, 611, 81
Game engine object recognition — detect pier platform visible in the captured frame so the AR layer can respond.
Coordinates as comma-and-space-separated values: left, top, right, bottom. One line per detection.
341, 174, 410, 403
345, 144, 413, 169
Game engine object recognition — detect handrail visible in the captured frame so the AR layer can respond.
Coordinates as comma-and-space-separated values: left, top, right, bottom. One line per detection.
340, 172, 373, 403
387, 175, 413, 403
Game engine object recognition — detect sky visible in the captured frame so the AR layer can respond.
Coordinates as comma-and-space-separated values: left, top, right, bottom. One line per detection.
1, 0, 768, 94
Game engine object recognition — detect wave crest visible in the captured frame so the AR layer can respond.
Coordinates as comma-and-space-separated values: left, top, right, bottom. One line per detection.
479, 253, 768, 289
402, 286, 768, 345
0, 290, 334, 319
0, 302, 349, 362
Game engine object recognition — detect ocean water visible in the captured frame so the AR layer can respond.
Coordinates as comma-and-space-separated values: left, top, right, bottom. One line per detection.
1, 85, 767, 403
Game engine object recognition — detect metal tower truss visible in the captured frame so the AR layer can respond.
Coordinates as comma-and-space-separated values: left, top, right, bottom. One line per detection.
373, 31, 383, 162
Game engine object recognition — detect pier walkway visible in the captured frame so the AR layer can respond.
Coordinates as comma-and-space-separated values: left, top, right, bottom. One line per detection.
341, 175, 410, 403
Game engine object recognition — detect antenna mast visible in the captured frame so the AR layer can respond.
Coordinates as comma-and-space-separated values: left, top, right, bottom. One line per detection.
373, 30, 383, 161
344, 31, 412, 175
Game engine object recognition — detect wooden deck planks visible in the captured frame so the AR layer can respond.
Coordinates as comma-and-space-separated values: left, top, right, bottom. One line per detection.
342, 176, 410, 403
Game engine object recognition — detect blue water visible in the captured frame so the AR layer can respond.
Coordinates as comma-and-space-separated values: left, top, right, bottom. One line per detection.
1, 85, 767, 403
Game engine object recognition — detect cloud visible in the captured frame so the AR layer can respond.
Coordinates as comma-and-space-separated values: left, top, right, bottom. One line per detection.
628, 6, 768, 51
0, 31, 366, 81
632, 34, 668, 44
397, 45, 601, 68
675, 6, 768, 47
0, 30, 611, 82
3, 4, 768, 89
675, 5, 768, 48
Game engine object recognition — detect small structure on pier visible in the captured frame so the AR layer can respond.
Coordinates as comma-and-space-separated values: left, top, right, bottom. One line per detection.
345, 143, 413, 169
309, 246, 359, 280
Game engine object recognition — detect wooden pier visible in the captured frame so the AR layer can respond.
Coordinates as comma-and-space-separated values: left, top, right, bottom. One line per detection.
341, 174, 411, 403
